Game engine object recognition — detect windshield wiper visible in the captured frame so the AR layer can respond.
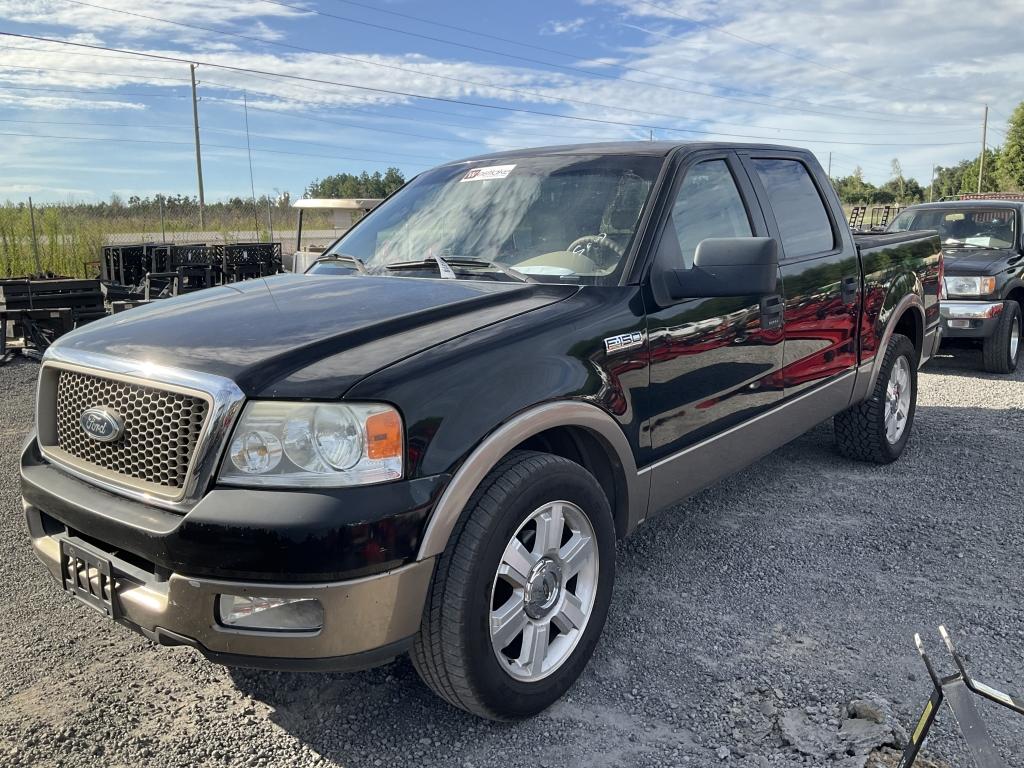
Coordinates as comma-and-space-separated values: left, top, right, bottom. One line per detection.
314, 252, 367, 273
385, 255, 457, 279
443, 256, 535, 283
385, 255, 534, 283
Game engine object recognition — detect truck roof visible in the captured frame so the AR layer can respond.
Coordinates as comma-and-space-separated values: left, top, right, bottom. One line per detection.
443, 140, 810, 165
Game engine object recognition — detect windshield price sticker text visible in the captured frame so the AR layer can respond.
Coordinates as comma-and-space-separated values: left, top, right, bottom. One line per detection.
460, 164, 516, 183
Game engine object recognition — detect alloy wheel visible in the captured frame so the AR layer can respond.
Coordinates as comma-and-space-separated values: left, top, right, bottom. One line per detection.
884, 356, 912, 445
489, 500, 599, 682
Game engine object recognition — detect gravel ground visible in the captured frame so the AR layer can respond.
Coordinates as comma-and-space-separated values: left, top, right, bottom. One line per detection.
1, 348, 1022, 768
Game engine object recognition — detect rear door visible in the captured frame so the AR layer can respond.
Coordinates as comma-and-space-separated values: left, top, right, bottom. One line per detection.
739, 152, 860, 400
640, 150, 785, 466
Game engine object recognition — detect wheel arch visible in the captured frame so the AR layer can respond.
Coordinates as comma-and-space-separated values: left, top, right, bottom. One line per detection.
865, 287, 927, 396
1006, 283, 1024, 314
416, 401, 648, 560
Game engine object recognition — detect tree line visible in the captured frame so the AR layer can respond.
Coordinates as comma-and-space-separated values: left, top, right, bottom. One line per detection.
304, 167, 406, 199
833, 100, 1024, 205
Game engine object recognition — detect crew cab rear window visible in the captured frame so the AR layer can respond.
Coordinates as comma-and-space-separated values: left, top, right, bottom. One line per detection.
661, 159, 753, 270
751, 159, 835, 259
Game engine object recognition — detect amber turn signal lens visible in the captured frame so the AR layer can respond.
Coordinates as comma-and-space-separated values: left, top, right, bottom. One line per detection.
365, 410, 402, 459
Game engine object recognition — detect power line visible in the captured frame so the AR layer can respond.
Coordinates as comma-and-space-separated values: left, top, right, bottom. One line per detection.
1, 55, 968, 141
0, 42, 983, 139
324, 0, 961, 124
256, 0, 962, 127
0, 116, 447, 162
54, 0, 978, 132
630, 0, 986, 107
0, 32, 984, 148
0, 129, 438, 166
0, 61, 193, 83
0, 82, 188, 99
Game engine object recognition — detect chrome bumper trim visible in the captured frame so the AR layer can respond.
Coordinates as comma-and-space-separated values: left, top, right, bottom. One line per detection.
940, 301, 1003, 320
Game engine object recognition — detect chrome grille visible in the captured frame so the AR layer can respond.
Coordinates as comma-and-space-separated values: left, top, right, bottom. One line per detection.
55, 370, 209, 491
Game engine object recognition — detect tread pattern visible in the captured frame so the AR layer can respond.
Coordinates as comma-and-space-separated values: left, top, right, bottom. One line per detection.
982, 301, 1021, 374
411, 450, 568, 719
834, 333, 915, 464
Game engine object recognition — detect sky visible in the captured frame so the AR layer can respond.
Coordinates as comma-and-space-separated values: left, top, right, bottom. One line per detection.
0, 0, 1016, 203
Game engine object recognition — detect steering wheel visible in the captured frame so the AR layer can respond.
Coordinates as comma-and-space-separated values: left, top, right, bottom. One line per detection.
565, 234, 623, 267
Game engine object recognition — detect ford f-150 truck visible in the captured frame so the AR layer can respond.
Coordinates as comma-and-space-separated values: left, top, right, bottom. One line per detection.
888, 200, 1023, 373
21, 142, 941, 720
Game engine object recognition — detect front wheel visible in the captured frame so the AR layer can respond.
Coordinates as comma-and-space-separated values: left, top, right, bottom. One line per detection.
982, 300, 1021, 374
834, 333, 918, 464
411, 451, 615, 720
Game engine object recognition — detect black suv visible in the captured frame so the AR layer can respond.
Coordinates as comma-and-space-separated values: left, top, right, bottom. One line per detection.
22, 142, 941, 720
889, 200, 1024, 372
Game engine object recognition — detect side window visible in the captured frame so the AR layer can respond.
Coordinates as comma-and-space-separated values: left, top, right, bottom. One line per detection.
658, 159, 753, 270
750, 158, 835, 258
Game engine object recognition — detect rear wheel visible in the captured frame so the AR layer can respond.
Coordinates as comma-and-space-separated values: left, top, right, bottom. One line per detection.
834, 333, 917, 464
982, 301, 1021, 374
411, 450, 615, 720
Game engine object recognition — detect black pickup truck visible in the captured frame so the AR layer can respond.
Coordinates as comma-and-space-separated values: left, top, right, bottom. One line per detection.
21, 142, 941, 720
888, 200, 1023, 372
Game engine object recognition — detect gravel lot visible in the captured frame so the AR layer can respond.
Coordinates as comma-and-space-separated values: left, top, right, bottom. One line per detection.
1, 349, 1022, 768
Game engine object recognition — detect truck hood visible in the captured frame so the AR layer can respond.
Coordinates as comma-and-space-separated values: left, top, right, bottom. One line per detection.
54, 274, 576, 398
942, 248, 1014, 275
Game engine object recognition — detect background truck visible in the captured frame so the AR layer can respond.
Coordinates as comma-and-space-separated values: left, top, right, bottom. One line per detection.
22, 141, 941, 721
889, 200, 1023, 373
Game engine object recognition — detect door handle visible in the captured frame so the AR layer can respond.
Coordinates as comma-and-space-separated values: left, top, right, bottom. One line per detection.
841, 275, 859, 305
760, 293, 784, 331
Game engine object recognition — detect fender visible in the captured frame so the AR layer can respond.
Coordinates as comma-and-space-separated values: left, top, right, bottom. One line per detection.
852, 288, 927, 405
416, 401, 649, 560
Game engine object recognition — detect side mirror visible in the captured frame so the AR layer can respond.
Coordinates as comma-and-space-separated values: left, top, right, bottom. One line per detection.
662, 237, 779, 300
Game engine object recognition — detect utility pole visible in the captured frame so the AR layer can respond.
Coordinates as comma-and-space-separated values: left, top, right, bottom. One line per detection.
190, 64, 206, 229
977, 103, 988, 194
929, 164, 936, 202
827, 152, 832, 180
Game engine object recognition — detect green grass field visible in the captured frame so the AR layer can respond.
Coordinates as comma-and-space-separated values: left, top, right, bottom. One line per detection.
0, 202, 331, 278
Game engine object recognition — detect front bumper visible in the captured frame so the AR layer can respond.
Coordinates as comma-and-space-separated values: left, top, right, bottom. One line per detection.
26, 502, 435, 669
940, 300, 1004, 340
21, 435, 445, 669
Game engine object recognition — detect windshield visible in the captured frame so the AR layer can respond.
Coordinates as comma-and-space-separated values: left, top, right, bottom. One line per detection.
322, 153, 663, 284
888, 207, 1018, 248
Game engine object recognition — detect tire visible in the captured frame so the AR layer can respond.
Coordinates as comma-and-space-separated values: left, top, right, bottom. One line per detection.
834, 333, 917, 464
982, 301, 1022, 374
411, 450, 616, 720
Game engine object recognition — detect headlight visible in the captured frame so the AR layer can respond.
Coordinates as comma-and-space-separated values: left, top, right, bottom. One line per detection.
944, 276, 996, 296
219, 401, 402, 487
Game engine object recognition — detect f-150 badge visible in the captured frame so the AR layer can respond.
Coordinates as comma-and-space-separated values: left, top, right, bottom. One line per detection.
604, 331, 644, 354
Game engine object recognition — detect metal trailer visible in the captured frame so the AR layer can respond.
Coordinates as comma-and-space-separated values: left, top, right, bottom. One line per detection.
291, 198, 382, 273
0, 277, 105, 361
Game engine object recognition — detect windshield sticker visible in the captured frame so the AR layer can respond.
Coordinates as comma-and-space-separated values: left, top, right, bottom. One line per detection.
460, 164, 516, 183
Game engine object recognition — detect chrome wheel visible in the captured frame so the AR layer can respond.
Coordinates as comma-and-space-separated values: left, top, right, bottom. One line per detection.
489, 500, 599, 682
884, 356, 912, 445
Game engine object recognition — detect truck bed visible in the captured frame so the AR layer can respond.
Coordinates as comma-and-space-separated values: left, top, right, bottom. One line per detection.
853, 229, 939, 255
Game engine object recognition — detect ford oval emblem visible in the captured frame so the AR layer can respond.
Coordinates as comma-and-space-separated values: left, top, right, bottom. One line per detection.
80, 407, 125, 443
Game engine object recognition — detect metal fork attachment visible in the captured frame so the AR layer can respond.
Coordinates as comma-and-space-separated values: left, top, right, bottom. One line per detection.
898, 626, 1022, 768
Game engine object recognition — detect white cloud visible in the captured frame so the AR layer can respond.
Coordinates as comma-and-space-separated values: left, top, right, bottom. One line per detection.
2, 0, 1019, 197
540, 17, 587, 36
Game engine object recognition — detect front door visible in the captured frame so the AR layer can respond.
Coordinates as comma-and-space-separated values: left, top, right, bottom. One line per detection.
640, 152, 785, 468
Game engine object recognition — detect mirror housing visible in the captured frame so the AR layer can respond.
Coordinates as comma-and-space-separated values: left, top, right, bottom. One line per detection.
662, 237, 779, 300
